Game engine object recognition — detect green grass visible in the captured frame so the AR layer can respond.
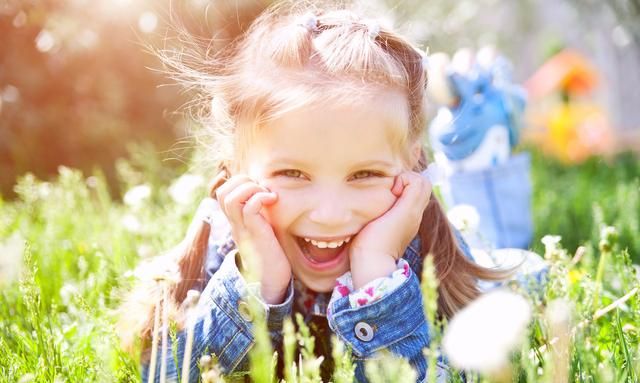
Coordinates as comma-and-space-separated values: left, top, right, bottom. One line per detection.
0, 148, 638, 382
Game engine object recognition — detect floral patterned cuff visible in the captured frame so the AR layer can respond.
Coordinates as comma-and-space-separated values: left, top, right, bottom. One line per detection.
330, 259, 412, 309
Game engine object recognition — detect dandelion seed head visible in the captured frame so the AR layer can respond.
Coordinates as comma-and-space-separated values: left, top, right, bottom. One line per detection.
545, 299, 572, 327
123, 184, 151, 208
121, 214, 142, 233
599, 226, 617, 241
442, 289, 531, 374
59, 283, 80, 306
37, 182, 51, 198
169, 174, 205, 205
136, 243, 154, 258
199, 354, 213, 370
0, 234, 25, 286
447, 204, 480, 233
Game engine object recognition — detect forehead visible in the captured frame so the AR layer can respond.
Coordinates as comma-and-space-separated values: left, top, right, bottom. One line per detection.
248, 89, 410, 167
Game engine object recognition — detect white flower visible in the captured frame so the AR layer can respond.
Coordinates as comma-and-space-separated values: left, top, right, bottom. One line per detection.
442, 289, 532, 374
169, 174, 205, 205
59, 283, 80, 306
37, 182, 51, 198
545, 298, 572, 327
541, 235, 562, 253
136, 243, 154, 258
123, 184, 151, 208
447, 204, 480, 233
0, 233, 25, 286
599, 226, 617, 241
121, 214, 142, 233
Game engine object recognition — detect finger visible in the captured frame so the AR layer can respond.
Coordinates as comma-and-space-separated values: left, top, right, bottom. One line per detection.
400, 172, 432, 205
215, 175, 255, 215
224, 182, 270, 227
242, 191, 278, 234
391, 175, 404, 197
390, 172, 432, 215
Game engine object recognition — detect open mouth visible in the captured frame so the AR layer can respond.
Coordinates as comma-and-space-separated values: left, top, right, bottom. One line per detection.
294, 235, 352, 268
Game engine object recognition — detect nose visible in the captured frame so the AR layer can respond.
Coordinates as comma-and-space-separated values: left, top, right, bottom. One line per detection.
308, 192, 352, 227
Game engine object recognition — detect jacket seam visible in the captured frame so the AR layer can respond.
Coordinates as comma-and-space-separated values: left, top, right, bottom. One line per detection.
209, 286, 255, 371
224, 331, 255, 373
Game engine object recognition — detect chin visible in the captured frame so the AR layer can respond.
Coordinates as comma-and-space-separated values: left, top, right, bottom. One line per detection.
295, 273, 339, 293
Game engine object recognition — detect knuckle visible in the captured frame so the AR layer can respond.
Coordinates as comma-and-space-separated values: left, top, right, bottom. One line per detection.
241, 202, 253, 217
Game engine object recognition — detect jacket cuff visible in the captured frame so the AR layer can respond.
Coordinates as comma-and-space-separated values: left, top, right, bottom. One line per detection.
223, 249, 294, 332
326, 271, 428, 357
330, 259, 412, 310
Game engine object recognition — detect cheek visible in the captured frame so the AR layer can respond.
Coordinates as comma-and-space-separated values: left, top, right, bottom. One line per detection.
358, 187, 397, 220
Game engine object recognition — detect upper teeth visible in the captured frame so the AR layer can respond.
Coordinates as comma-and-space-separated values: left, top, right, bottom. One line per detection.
304, 237, 351, 249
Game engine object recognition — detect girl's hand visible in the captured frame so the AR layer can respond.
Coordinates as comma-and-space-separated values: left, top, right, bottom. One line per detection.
215, 175, 292, 304
348, 171, 432, 289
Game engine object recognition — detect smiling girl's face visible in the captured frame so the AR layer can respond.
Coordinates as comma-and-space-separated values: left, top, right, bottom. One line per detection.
242, 89, 415, 292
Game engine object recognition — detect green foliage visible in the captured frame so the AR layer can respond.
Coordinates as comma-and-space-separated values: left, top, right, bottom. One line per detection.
0, 149, 639, 382
530, 149, 640, 263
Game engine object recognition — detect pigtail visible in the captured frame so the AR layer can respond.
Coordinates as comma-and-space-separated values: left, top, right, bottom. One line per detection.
415, 151, 513, 318
116, 170, 228, 358
172, 170, 228, 302
418, 195, 512, 319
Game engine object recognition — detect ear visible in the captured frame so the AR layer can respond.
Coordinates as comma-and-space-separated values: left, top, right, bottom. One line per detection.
409, 140, 423, 169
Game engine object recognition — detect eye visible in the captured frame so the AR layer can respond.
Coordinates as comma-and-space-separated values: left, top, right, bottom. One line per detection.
275, 169, 305, 179
351, 170, 383, 180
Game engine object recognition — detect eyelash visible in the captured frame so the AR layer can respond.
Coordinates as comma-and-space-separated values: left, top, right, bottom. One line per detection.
274, 169, 384, 180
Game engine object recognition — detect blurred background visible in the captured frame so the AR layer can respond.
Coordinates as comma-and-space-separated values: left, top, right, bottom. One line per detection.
1, 0, 640, 258
2, 0, 639, 198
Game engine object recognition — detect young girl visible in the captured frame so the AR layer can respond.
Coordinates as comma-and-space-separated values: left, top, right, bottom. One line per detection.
118, 3, 509, 382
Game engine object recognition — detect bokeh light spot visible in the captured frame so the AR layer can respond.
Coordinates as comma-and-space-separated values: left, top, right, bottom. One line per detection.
138, 11, 158, 33
35, 29, 56, 52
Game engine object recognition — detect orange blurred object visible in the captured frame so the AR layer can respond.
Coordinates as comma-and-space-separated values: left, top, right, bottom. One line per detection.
525, 50, 599, 99
546, 103, 614, 163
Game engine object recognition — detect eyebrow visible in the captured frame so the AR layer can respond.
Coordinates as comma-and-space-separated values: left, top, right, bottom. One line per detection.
266, 158, 396, 169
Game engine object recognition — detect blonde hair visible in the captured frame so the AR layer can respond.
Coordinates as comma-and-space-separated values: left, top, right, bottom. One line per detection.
118, 1, 508, 357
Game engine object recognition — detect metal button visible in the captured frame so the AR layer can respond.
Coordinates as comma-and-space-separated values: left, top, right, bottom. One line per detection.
354, 322, 374, 342
238, 300, 253, 322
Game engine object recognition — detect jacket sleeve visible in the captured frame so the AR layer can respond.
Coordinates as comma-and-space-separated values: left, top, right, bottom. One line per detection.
326, 265, 449, 383
141, 248, 294, 383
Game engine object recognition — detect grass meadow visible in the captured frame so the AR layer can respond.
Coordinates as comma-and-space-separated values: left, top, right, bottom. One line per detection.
1, 147, 639, 382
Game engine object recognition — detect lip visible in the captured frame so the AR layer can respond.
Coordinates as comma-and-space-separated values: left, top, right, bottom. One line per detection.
295, 236, 350, 272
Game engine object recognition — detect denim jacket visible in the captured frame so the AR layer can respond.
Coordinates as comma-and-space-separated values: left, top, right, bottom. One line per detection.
141, 230, 476, 383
